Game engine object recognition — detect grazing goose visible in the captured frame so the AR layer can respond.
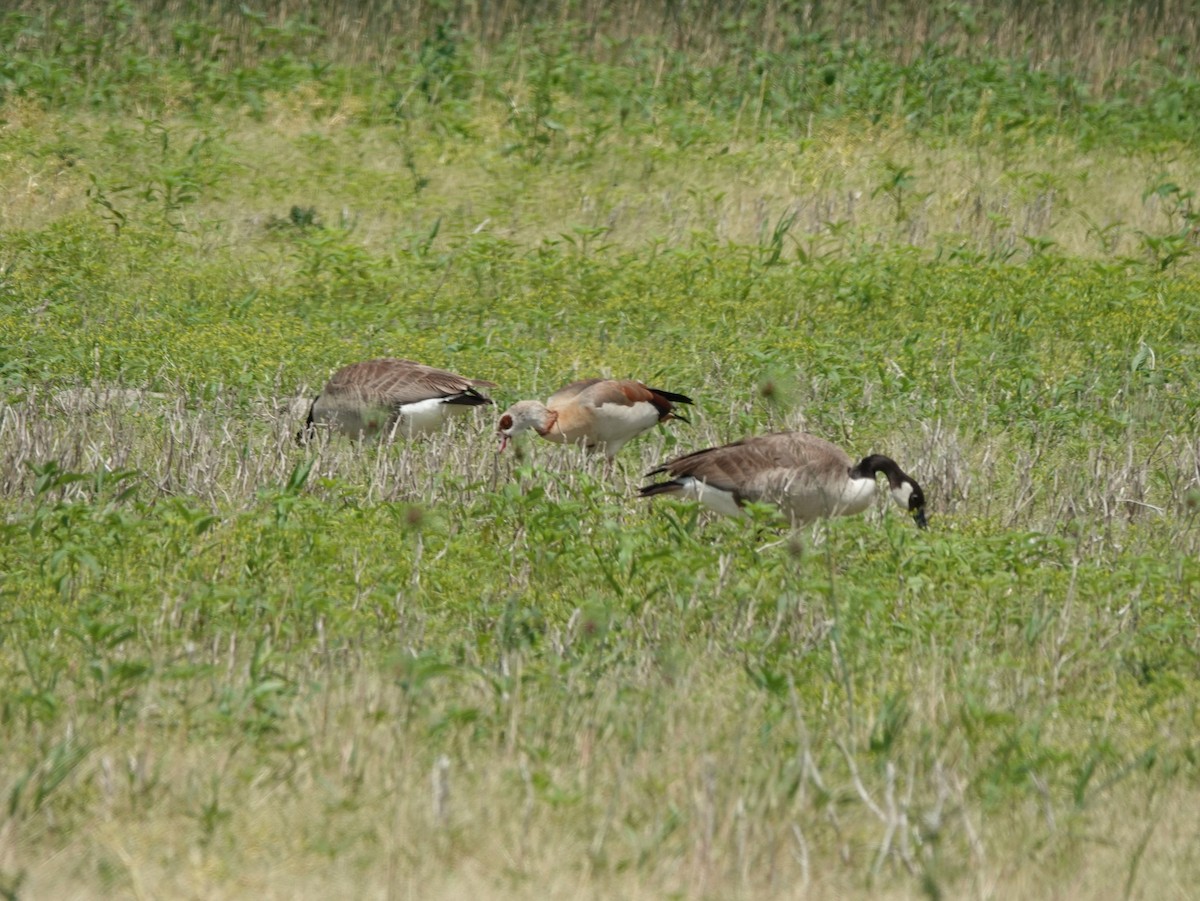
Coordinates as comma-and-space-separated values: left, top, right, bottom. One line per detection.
497, 378, 694, 460
639, 431, 927, 528
297, 358, 495, 442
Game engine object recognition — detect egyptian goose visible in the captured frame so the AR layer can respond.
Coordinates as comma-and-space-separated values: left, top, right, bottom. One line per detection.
639, 431, 927, 528
497, 378, 694, 460
297, 358, 495, 442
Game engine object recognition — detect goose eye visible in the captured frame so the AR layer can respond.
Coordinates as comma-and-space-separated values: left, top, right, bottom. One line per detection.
498, 414, 513, 430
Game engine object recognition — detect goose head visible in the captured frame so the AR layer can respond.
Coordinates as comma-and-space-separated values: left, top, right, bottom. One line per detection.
497, 401, 555, 451
854, 454, 928, 529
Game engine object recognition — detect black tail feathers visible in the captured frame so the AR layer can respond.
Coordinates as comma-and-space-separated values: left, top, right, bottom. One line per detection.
649, 388, 694, 406
443, 387, 495, 407
637, 480, 683, 498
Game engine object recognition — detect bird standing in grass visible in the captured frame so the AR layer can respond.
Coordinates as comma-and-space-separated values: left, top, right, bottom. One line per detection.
639, 431, 927, 528
497, 378, 694, 461
298, 358, 495, 443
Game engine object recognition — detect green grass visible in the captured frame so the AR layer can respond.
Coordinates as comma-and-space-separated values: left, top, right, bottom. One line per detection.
3, 3, 1200, 898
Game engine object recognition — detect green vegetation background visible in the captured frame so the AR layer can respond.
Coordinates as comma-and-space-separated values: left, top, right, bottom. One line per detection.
2, 2, 1200, 897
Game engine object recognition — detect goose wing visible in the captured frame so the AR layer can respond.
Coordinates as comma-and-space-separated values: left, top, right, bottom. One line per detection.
552, 379, 692, 419
648, 432, 852, 503
546, 378, 606, 407
325, 358, 495, 406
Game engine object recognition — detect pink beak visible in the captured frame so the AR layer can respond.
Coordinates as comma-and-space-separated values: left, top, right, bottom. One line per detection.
498, 433, 509, 452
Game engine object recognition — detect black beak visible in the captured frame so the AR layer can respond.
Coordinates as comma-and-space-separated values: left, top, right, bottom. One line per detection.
912, 506, 928, 529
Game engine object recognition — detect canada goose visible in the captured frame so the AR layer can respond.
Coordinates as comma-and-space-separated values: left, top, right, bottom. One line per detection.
297, 358, 496, 442
639, 431, 927, 528
497, 379, 694, 460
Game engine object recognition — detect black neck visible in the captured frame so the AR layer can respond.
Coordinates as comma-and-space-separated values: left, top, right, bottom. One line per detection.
850, 454, 907, 488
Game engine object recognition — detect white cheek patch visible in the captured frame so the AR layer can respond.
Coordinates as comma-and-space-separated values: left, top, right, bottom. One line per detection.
890, 481, 915, 509
678, 477, 745, 518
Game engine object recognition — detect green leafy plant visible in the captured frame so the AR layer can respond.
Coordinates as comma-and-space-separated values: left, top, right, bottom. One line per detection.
3, 7, 1200, 899
1138, 176, 1200, 270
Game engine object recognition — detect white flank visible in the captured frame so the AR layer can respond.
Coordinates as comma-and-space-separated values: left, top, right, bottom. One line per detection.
594, 400, 659, 433
591, 401, 660, 453
395, 397, 452, 436
767, 472, 876, 523
677, 477, 744, 518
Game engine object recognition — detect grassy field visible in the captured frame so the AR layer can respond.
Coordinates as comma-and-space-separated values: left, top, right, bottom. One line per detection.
3, 2, 1200, 898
